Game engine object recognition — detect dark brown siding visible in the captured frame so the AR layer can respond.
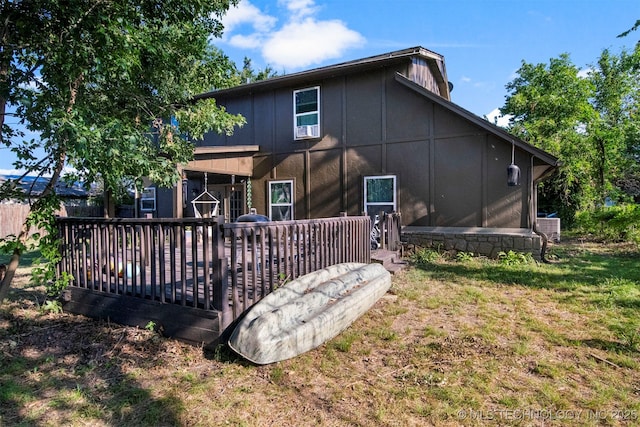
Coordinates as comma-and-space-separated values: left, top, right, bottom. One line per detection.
251, 154, 270, 214
273, 152, 305, 218
485, 135, 529, 228
176, 60, 534, 228
346, 145, 383, 215
346, 73, 383, 145
386, 140, 430, 225
320, 79, 344, 145
309, 148, 342, 217
434, 136, 483, 226
433, 105, 478, 137
226, 98, 253, 146
386, 71, 431, 141
274, 89, 297, 152
254, 94, 275, 151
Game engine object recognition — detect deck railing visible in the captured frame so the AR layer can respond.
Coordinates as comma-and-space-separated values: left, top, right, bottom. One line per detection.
56, 215, 371, 328
56, 217, 225, 310
223, 216, 371, 324
377, 211, 403, 251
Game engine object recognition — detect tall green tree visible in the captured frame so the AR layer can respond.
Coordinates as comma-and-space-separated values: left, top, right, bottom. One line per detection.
501, 46, 640, 222
588, 47, 640, 204
0, 0, 245, 302
236, 57, 278, 84
501, 54, 594, 220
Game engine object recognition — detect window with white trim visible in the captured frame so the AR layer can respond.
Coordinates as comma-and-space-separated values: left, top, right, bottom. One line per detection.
293, 86, 320, 139
364, 175, 396, 217
268, 180, 293, 220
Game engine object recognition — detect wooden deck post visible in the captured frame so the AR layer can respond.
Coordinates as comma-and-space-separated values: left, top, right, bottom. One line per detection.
211, 215, 231, 329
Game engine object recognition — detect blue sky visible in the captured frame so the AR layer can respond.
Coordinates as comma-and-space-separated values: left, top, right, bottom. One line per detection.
1, 0, 639, 173
217, 0, 638, 117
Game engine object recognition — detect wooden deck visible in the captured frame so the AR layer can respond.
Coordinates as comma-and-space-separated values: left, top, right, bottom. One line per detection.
56, 216, 373, 347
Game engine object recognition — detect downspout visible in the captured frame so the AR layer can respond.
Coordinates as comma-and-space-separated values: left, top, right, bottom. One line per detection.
530, 156, 550, 263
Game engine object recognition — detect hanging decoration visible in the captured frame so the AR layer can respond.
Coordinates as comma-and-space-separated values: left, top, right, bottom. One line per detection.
191, 172, 219, 217
246, 178, 252, 210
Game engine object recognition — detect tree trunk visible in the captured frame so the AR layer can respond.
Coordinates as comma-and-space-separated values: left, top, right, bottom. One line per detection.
595, 136, 606, 203
0, 21, 14, 302
0, 73, 82, 304
0, 151, 67, 303
0, 226, 28, 303
104, 188, 116, 218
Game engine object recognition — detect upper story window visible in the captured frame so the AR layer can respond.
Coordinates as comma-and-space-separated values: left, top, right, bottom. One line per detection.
293, 86, 320, 139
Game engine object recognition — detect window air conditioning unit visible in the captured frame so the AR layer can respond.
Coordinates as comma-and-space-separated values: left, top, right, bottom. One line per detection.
296, 124, 319, 139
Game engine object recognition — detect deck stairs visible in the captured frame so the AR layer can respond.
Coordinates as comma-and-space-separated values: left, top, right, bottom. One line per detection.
371, 249, 407, 274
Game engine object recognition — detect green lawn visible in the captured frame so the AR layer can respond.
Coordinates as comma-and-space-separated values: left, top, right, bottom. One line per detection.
1, 240, 639, 426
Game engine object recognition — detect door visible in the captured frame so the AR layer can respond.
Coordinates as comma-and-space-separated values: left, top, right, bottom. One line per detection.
209, 184, 246, 222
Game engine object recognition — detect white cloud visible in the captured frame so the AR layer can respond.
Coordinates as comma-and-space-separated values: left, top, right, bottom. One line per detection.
222, 1, 277, 36
0, 167, 74, 178
578, 67, 592, 78
263, 18, 364, 69
228, 33, 264, 49
280, 0, 318, 19
0, 168, 23, 176
486, 108, 512, 128
222, 0, 365, 70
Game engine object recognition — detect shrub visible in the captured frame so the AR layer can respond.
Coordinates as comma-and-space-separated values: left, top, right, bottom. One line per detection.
411, 248, 442, 265
574, 204, 640, 245
497, 250, 534, 266
455, 251, 475, 262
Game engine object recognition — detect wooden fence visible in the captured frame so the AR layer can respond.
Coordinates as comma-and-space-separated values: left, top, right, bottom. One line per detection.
56, 215, 372, 342
0, 203, 102, 239
0, 204, 40, 239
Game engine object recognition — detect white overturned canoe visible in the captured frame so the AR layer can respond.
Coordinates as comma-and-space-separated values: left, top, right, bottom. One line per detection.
228, 262, 391, 365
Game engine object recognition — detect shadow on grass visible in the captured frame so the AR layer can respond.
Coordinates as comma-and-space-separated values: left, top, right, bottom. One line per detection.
411, 245, 640, 309
0, 248, 43, 267
0, 289, 184, 426
576, 338, 638, 354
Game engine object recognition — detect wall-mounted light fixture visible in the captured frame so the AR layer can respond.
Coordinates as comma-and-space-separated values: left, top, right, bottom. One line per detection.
507, 141, 521, 186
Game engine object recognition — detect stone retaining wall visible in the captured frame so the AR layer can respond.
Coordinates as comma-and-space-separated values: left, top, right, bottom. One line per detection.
401, 227, 542, 260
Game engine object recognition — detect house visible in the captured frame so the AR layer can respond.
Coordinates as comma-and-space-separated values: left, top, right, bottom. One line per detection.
55, 47, 560, 345
154, 46, 559, 257
0, 174, 96, 202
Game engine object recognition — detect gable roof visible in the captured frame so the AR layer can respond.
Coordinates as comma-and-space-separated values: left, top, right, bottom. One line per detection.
393, 73, 560, 170
196, 46, 558, 175
195, 46, 448, 100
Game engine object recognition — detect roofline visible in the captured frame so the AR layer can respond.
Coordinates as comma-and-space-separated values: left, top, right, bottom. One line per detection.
535, 164, 558, 183
193, 145, 260, 155
194, 46, 447, 100
393, 73, 560, 167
